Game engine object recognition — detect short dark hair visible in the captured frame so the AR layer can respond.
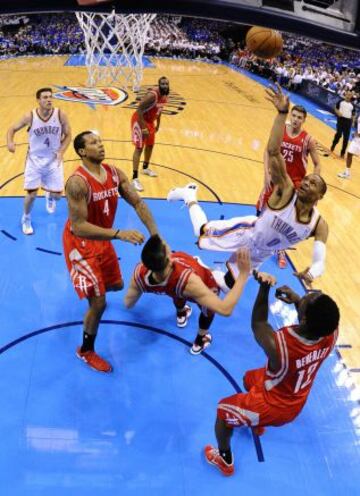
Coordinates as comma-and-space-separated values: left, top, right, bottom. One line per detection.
291, 105, 307, 118
73, 131, 93, 157
36, 87, 52, 99
305, 293, 339, 338
141, 235, 168, 272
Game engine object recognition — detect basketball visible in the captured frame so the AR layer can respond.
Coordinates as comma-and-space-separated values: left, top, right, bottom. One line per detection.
246, 26, 283, 59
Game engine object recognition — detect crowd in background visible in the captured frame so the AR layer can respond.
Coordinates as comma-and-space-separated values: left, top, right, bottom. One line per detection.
0, 14, 83, 56
0, 13, 359, 101
230, 34, 360, 101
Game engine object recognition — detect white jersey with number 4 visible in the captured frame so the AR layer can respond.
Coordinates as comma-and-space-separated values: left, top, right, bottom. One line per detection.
199, 191, 320, 274
28, 108, 62, 158
24, 108, 64, 191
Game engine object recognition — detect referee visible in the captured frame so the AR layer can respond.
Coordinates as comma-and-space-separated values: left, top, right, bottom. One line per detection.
330, 91, 356, 158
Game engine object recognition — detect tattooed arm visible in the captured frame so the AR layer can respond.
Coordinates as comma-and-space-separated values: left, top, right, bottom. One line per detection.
117, 168, 158, 235
66, 175, 144, 244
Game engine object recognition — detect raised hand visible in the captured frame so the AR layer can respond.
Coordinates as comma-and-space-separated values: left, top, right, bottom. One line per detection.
293, 266, 313, 288
265, 83, 289, 113
275, 285, 300, 304
116, 229, 145, 245
253, 270, 276, 286
236, 248, 252, 275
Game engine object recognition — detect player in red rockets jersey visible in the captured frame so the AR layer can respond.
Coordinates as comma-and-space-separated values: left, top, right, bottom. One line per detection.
204, 273, 339, 477
63, 131, 158, 373
131, 76, 170, 191
124, 235, 251, 354
257, 104, 321, 214
256, 105, 321, 268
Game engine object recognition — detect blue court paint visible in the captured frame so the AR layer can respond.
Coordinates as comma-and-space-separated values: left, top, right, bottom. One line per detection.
0, 197, 359, 496
36, 247, 62, 256
65, 54, 155, 68
1, 229, 17, 241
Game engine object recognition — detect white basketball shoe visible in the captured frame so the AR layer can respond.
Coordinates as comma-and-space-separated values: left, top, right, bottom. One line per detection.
21, 214, 34, 235
142, 168, 158, 177
132, 178, 144, 192
45, 192, 56, 214
167, 183, 198, 204
337, 170, 350, 179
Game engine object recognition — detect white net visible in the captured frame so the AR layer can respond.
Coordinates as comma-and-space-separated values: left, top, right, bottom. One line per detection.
76, 10, 156, 89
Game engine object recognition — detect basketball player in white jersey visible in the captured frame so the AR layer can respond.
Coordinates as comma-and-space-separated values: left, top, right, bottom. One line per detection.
7, 87, 71, 235
167, 84, 328, 289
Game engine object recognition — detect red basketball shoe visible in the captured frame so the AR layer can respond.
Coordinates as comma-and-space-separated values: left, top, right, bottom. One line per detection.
76, 347, 113, 373
204, 445, 234, 476
277, 250, 287, 269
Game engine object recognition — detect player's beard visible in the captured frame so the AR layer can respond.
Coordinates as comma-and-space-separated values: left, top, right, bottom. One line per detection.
159, 87, 170, 96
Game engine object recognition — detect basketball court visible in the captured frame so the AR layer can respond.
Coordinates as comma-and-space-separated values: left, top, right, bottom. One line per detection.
0, 1, 360, 494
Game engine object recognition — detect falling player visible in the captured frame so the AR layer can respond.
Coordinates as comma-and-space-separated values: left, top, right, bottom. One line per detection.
256, 104, 321, 268
167, 84, 328, 289
124, 234, 251, 354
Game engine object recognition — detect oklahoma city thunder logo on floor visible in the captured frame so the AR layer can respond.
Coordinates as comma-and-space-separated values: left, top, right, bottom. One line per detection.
53, 86, 128, 107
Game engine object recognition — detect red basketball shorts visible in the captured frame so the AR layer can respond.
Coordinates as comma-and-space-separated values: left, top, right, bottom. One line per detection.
131, 113, 155, 149
217, 367, 300, 428
63, 235, 122, 299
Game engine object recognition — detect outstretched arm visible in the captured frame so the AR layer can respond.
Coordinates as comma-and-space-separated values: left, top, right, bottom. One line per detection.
265, 84, 293, 192
117, 168, 158, 236
251, 272, 280, 371
183, 249, 251, 316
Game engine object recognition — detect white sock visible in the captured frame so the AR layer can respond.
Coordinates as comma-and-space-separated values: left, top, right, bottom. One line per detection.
189, 203, 208, 237
184, 186, 198, 205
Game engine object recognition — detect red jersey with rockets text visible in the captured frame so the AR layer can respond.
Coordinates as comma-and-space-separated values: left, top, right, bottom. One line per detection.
136, 88, 168, 124
134, 251, 218, 300
281, 127, 312, 187
64, 162, 119, 231
262, 325, 338, 411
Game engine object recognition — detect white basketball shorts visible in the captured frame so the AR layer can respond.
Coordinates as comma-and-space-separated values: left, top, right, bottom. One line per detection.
198, 215, 258, 252
198, 215, 271, 279
24, 154, 64, 192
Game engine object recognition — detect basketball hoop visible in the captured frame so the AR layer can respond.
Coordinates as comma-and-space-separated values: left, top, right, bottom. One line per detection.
75, 10, 156, 90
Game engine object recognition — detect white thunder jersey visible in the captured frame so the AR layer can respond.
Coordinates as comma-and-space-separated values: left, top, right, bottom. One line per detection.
199, 191, 320, 274
28, 108, 62, 158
